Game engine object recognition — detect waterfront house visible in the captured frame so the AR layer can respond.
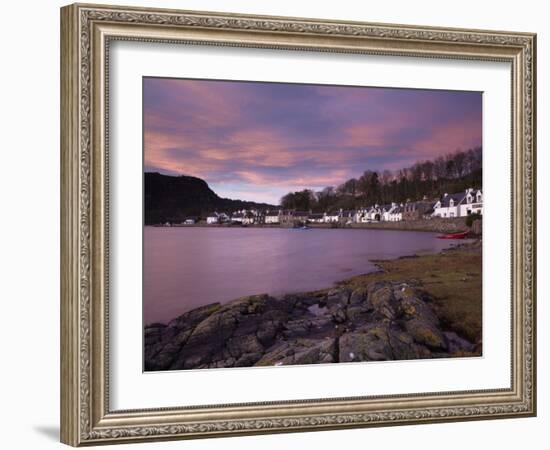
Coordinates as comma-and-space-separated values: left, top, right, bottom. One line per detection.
354, 208, 368, 223
323, 211, 340, 223
231, 212, 245, 223
382, 203, 396, 221
432, 188, 483, 218
242, 211, 256, 225
183, 217, 197, 225
264, 210, 281, 224
387, 206, 403, 222
307, 213, 325, 224
432, 193, 463, 218
206, 214, 219, 224
218, 212, 230, 223
459, 188, 483, 217
280, 210, 309, 226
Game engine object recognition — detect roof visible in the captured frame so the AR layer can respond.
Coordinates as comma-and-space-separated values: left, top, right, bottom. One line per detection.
440, 192, 467, 208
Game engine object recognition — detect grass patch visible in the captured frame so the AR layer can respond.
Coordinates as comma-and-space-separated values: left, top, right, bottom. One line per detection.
338, 243, 482, 343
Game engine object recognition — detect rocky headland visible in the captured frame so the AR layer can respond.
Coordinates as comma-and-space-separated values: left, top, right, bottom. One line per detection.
145, 244, 481, 371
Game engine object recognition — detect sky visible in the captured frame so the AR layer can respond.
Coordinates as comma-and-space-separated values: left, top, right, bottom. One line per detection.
144, 77, 482, 205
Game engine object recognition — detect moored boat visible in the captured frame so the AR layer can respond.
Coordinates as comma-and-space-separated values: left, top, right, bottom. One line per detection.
436, 231, 469, 239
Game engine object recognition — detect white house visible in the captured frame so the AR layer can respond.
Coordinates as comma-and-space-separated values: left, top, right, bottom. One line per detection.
432, 193, 462, 218
264, 210, 280, 224
432, 188, 483, 218
231, 212, 244, 223
218, 212, 230, 223
307, 213, 325, 223
206, 214, 219, 224
368, 205, 383, 221
459, 188, 483, 217
324, 211, 340, 223
387, 205, 403, 222
381, 203, 397, 221
354, 208, 369, 223
242, 212, 256, 225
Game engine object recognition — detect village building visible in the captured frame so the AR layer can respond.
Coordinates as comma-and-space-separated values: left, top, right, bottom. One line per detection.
280, 210, 309, 226
432, 188, 483, 218
381, 203, 397, 221
206, 215, 218, 224
207, 212, 231, 224
242, 211, 256, 225
368, 205, 383, 221
254, 211, 266, 225
459, 188, 483, 217
387, 206, 403, 222
403, 201, 434, 220
264, 210, 281, 224
323, 211, 340, 223
230, 212, 245, 223
307, 213, 325, 224
354, 208, 369, 223
340, 210, 355, 225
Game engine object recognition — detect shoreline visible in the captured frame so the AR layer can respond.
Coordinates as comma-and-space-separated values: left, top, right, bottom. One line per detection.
146, 216, 475, 235
145, 241, 482, 370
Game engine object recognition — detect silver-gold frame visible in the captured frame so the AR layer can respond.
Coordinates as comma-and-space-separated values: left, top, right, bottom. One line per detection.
60, 3, 536, 446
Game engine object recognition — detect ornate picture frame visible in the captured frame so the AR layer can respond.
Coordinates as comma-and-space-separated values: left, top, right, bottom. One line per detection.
60, 3, 536, 446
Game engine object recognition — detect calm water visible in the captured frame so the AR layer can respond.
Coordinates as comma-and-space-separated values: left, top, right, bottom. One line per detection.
144, 227, 460, 324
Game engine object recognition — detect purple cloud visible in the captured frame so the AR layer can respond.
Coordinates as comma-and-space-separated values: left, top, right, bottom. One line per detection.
144, 77, 482, 204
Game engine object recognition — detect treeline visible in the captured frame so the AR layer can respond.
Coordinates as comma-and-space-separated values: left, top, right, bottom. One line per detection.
281, 147, 482, 212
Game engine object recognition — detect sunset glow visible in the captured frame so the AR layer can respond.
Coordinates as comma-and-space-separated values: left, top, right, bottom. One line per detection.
144, 78, 482, 204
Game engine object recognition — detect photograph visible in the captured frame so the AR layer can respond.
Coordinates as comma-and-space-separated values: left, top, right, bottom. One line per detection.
143, 78, 484, 371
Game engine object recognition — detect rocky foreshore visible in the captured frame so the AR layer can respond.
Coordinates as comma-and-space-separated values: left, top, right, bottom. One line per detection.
145, 277, 478, 371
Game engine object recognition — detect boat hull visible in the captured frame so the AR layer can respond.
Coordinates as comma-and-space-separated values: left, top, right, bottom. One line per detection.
436, 231, 468, 239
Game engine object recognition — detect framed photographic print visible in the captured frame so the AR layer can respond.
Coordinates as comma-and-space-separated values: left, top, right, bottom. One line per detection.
60, 3, 537, 446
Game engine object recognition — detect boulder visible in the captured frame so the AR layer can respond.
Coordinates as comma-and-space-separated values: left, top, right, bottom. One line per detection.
404, 317, 447, 350
339, 327, 394, 362
367, 282, 398, 320
256, 338, 336, 366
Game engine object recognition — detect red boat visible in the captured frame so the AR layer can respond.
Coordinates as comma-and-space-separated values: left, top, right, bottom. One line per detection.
436, 231, 469, 240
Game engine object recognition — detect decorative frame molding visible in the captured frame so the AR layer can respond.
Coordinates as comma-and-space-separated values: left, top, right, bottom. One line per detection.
60, 3, 536, 446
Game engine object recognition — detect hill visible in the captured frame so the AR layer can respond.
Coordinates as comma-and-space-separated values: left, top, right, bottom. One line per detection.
144, 172, 276, 224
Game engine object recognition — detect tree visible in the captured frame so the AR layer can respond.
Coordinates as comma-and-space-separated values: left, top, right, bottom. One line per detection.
337, 178, 358, 196
358, 170, 380, 202
281, 189, 316, 211
452, 150, 467, 178
433, 156, 447, 179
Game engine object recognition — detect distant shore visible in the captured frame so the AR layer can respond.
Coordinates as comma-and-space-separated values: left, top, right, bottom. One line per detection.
146, 217, 474, 235
145, 240, 482, 370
